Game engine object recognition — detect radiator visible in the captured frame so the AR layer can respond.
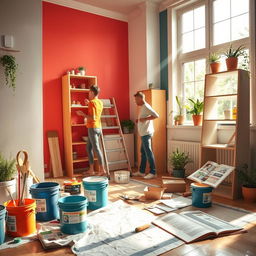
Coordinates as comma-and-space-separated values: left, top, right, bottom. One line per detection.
168, 140, 201, 175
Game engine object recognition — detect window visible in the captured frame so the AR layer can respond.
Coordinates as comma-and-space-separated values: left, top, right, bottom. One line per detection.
174, 0, 251, 124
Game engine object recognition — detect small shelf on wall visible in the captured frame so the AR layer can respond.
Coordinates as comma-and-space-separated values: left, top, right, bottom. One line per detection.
72, 141, 87, 146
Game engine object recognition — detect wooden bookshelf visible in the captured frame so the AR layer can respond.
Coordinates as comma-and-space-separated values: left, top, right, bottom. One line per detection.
201, 69, 250, 199
62, 74, 97, 177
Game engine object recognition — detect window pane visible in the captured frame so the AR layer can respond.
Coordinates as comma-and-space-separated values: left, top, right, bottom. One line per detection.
195, 59, 206, 81
213, 0, 230, 23
194, 5, 205, 29
183, 62, 194, 82
184, 82, 194, 98
231, 14, 249, 41
195, 81, 204, 100
182, 10, 193, 33
213, 20, 230, 45
231, 0, 249, 17
194, 28, 205, 50
182, 32, 194, 53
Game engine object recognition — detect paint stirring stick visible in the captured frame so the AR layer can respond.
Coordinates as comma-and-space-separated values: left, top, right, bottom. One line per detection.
5, 187, 16, 207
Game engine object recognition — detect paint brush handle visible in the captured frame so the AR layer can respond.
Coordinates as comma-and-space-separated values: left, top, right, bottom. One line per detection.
135, 224, 150, 233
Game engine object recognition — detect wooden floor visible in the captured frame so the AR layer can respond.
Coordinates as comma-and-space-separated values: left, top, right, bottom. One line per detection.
0, 175, 256, 256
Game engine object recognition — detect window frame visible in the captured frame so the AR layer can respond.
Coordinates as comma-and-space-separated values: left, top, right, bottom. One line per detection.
173, 0, 251, 124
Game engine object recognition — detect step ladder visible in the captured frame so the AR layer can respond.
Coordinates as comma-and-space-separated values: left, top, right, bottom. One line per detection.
100, 98, 132, 178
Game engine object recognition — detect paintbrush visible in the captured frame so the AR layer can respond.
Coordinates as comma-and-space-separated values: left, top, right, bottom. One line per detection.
5, 187, 16, 207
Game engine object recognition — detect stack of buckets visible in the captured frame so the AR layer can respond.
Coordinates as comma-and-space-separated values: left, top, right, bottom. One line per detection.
0, 176, 109, 244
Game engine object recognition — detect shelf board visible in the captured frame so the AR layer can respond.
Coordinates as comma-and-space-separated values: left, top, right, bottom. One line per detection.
205, 93, 237, 98
73, 157, 89, 163
202, 144, 235, 150
72, 123, 86, 127
102, 126, 119, 129
72, 141, 87, 145
70, 88, 90, 93
71, 106, 88, 109
206, 69, 240, 78
65, 74, 97, 79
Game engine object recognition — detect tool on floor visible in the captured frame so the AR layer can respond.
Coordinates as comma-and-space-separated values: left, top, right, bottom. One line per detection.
100, 98, 132, 178
135, 224, 150, 233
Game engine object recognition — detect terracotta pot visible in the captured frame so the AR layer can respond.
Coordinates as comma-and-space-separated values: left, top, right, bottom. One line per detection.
210, 62, 221, 74
177, 115, 184, 125
192, 115, 202, 126
242, 186, 256, 202
225, 57, 238, 71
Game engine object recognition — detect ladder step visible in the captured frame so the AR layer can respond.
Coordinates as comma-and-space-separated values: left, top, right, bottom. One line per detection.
102, 126, 119, 129
108, 160, 128, 165
106, 148, 125, 153
101, 115, 117, 118
103, 136, 122, 141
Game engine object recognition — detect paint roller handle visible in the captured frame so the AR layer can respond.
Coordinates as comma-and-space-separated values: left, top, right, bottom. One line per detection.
135, 224, 150, 233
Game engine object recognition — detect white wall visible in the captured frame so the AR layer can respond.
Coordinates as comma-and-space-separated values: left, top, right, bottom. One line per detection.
0, 0, 44, 181
128, 1, 161, 121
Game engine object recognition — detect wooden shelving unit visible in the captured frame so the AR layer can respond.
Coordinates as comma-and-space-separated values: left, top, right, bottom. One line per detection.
62, 74, 97, 177
201, 69, 250, 199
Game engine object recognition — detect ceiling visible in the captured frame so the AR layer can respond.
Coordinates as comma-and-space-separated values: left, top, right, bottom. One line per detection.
74, 0, 163, 14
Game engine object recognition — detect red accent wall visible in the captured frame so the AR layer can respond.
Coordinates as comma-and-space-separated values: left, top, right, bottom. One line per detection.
43, 2, 129, 174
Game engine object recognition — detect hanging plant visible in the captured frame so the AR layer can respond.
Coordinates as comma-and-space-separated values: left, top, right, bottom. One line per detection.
0, 55, 18, 91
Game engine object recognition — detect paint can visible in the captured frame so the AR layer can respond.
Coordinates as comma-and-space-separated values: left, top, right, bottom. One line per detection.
58, 195, 88, 234
0, 205, 6, 244
82, 176, 108, 210
4, 199, 36, 237
30, 182, 60, 221
63, 178, 81, 195
191, 183, 213, 208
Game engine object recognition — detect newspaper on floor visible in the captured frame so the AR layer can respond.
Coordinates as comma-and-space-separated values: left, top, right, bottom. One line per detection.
72, 200, 184, 256
159, 196, 192, 209
188, 161, 235, 188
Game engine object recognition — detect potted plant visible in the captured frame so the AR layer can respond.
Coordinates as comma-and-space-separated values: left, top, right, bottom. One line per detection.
121, 120, 135, 134
0, 55, 18, 91
169, 149, 191, 178
224, 45, 245, 71
78, 66, 86, 76
175, 96, 185, 125
238, 164, 256, 202
187, 98, 204, 126
0, 153, 17, 204
209, 52, 221, 74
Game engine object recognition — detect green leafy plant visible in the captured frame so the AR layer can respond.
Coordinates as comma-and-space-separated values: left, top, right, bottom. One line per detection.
0, 55, 18, 91
238, 164, 256, 188
0, 153, 16, 182
169, 149, 191, 170
78, 66, 84, 71
224, 45, 245, 58
187, 98, 204, 115
121, 120, 135, 132
209, 52, 220, 63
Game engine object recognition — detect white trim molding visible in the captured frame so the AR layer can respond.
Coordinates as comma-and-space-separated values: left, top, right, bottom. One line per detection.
43, 0, 128, 22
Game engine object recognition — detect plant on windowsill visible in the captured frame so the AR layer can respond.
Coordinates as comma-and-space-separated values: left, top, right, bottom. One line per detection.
0, 153, 17, 203
209, 52, 221, 74
0, 55, 18, 91
121, 120, 135, 134
187, 98, 204, 126
224, 45, 245, 71
169, 149, 191, 178
175, 96, 185, 125
237, 164, 256, 202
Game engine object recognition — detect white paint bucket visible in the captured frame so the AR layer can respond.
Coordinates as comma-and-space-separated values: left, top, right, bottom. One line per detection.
0, 179, 16, 204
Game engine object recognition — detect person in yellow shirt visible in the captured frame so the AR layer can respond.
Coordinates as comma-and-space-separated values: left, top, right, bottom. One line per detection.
76, 85, 106, 176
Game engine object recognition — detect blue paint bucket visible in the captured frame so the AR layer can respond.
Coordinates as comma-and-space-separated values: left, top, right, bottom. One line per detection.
191, 183, 213, 208
0, 205, 6, 245
82, 176, 108, 210
30, 182, 60, 221
58, 195, 88, 234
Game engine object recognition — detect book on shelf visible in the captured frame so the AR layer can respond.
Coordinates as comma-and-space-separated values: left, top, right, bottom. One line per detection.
188, 161, 235, 188
152, 210, 243, 243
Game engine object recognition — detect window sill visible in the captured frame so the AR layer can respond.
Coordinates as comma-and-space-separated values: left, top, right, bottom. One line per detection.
167, 125, 202, 129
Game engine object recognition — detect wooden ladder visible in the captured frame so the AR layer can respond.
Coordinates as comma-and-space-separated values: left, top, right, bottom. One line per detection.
100, 98, 132, 178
